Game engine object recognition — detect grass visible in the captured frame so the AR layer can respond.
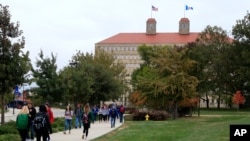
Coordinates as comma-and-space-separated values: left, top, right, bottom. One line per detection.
92, 110, 250, 141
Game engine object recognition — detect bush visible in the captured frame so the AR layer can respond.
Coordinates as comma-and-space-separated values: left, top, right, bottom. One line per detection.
133, 110, 170, 121
0, 134, 20, 141
0, 121, 18, 134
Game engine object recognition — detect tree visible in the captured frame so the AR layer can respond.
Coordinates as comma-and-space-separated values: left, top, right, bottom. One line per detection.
232, 91, 245, 110
0, 5, 30, 124
131, 45, 199, 119
58, 51, 126, 106
231, 11, 250, 98
186, 25, 232, 109
31, 50, 61, 103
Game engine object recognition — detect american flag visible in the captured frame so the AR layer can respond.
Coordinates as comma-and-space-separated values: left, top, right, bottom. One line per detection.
152, 5, 158, 11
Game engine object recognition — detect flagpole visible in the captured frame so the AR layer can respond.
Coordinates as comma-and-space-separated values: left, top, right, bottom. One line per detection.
151, 0, 152, 18
184, 4, 185, 18
151, 9, 152, 18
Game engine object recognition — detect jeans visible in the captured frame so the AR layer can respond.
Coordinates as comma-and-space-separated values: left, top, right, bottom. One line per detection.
119, 113, 124, 123
28, 121, 35, 139
75, 116, 82, 128
110, 117, 116, 128
64, 119, 72, 131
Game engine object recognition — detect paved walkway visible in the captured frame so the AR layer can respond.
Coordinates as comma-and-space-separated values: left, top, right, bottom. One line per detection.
2, 108, 123, 141
50, 121, 122, 141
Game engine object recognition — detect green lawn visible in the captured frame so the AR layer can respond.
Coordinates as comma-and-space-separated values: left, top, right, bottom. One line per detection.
92, 110, 250, 141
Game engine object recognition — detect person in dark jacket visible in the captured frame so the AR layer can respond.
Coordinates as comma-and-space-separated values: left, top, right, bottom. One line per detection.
74, 103, 83, 129
109, 107, 118, 128
82, 103, 93, 140
27, 102, 36, 141
35, 104, 52, 141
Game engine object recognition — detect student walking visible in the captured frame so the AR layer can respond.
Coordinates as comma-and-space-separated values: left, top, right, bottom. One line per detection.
64, 105, 73, 134
74, 103, 83, 129
16, 105, 30, 141
82, 103, 93, 140
34, 105, 52, 141
119, 105, 125, 123
45, 103, 54, 141
27, 102, 36, 141
109, 107, 118, 128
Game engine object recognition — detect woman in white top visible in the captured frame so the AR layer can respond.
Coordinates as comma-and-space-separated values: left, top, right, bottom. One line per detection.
63, 105, 73, 134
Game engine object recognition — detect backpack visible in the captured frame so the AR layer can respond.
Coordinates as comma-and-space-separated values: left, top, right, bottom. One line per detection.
34, 114, 47, 131
82, 113, 89, 124
16, 114, 29, 129
120, 107, 125, 113
111, 109, 116, 118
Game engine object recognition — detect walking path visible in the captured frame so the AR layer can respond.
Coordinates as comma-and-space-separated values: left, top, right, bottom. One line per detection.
2, 108, 123, 141
50, 121, 122, 141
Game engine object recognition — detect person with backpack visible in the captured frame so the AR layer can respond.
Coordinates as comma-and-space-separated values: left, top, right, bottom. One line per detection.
109, 106, 118, 128
63, 105, 73, 134
16, 105, 30, 141
119, 104, 125, 123
82, 103, 93, 140
27, 102, 36, 141
34, 104, 52, 141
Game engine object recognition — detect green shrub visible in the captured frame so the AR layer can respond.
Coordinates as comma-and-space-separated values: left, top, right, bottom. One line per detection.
0, 121, 18, 134
0, 134, 20, 141
133, 110, 170, 121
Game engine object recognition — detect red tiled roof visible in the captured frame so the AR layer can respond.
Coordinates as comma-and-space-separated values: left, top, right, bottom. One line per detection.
97, 33, 199, 44
179, 18, 189, 22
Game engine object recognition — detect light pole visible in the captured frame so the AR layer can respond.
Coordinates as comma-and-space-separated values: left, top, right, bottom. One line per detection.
13, 85, 20, 115
69, 61, 78, 107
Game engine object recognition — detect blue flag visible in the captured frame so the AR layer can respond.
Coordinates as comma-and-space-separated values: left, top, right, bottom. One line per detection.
185, 5, 193, 10
14, 85, 21, 96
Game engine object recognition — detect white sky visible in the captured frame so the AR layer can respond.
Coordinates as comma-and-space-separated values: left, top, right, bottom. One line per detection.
1, 0, 250, 71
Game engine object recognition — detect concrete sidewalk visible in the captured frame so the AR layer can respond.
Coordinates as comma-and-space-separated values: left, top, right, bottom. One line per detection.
50, 120, 122, 141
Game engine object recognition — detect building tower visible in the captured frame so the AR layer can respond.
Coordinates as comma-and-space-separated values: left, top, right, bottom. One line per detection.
146, 18, 157, 35
179, 18, 190, 35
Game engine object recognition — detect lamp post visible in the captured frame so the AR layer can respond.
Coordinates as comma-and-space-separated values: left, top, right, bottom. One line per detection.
69, 61, 78, 107
13, 85, 20, 115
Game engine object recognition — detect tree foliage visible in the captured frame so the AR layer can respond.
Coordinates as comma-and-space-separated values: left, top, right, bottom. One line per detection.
232, 91, 245, 105
31, 50, 60, 103
186, 25, 233, 109
58, 51, 126, 106
131, 45, 199, 117
0, 5, 30, 124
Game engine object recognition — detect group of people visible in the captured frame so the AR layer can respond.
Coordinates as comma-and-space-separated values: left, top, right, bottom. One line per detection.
16, 102, 54, 141
16, 102, 126, 141
62, 103, 94, 140
63, 103, 126, 139
94, 104, 125, 124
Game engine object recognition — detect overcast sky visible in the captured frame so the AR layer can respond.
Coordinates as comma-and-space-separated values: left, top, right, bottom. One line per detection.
1, 0, 250, 71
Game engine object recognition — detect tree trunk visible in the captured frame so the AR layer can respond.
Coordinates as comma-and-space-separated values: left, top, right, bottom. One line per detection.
172, 101, 178, 120
206, 92, 209, 109
217, 95, 221, 109
1, 93, 5, 124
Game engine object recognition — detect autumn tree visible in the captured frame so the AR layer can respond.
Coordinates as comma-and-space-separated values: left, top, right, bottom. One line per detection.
131, 45, 199, 119
0, 5, 31, 124
232, 91, 245, 110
